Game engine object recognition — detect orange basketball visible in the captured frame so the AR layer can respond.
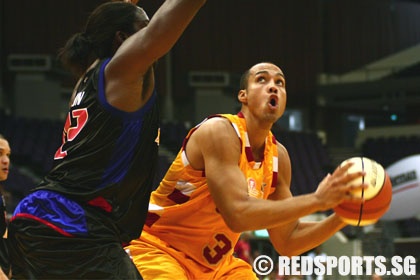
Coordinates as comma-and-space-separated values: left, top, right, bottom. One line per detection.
333, 157, 393, 226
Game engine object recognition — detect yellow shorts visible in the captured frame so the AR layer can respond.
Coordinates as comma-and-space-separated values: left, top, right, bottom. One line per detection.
126, 231, 258, 280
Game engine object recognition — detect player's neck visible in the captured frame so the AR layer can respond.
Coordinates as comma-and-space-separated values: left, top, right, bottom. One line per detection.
241, 113, 271, 160
247, 127, 269, 162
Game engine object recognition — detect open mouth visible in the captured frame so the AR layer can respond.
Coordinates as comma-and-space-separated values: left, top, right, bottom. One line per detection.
269, 97, 278, 107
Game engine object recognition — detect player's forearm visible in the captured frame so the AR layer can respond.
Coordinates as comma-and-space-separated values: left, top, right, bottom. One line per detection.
269, 214, 346, 257
135, 0, 207, 61
222, 192, 325, 233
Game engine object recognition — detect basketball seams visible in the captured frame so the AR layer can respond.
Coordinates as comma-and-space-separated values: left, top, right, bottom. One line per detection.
333, 157, 392, 227
357, 157, 366, 226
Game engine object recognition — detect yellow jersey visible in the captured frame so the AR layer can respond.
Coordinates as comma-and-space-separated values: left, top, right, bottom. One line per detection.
142, 113, 278, 269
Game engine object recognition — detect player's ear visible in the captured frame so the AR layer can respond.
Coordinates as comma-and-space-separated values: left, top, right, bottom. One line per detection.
116, 31, 129, 44
238, 89, 247, 102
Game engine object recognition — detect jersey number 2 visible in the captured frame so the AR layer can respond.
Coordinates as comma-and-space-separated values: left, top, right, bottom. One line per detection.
54, 108, 88, 159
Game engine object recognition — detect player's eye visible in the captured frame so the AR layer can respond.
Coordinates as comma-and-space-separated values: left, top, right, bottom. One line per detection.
257, 76, 266, 83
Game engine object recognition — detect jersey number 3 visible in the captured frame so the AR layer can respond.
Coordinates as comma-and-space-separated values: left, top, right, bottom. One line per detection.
203, 233, 232, 265
54, 108, 88, 159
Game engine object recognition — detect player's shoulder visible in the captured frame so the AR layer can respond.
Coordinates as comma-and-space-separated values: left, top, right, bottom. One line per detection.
275, 140, 291, 163
191, 116, 238, 145
274, 138, 286, 152
197, 116, 234, 132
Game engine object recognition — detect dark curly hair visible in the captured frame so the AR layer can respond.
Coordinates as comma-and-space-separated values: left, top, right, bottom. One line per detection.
58, 2, 142, 77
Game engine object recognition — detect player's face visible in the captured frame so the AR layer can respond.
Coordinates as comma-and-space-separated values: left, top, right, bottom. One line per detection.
242, 63, 287, 124
0, 139, 11, 181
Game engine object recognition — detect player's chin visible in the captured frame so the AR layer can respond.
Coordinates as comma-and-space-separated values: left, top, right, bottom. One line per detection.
262, 113, 279, 124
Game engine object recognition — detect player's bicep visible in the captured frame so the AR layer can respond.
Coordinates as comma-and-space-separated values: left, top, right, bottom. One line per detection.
192, 119, 248, 218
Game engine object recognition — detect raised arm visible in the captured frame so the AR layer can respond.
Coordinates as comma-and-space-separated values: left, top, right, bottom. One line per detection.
186, 117, 365, 235
109, 0, 205, 77
105, 0, 207, 111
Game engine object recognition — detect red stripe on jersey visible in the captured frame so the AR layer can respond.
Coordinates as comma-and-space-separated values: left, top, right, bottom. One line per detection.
11, 213, 74, 237
245, 146, 253, 162
87, 196, 113, 213
145, 212, 160, 227
271, 171, 278, 189
168, 189, 190, 204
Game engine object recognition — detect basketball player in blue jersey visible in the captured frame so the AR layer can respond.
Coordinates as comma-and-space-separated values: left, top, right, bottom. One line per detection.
6, 0, 207, 278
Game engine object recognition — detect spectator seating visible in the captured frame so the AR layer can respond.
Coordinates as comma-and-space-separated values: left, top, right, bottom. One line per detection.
2, 167, 38, 213
273, 129, 332, 196
361, 135, 420, 168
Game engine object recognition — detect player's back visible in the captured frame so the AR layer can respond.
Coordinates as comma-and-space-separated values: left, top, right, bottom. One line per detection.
36, 58, 160, 240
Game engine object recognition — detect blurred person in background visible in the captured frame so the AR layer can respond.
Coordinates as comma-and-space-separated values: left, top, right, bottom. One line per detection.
234, 231, 254, 264
306, 245, 327, 280
0, 134, 11, 279
0, 135, 10, 183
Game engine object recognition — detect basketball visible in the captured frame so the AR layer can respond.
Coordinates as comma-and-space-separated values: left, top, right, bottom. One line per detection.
333, 157, 393, 226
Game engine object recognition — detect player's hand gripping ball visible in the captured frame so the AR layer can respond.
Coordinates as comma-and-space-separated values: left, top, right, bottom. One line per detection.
333, 157, 392, 226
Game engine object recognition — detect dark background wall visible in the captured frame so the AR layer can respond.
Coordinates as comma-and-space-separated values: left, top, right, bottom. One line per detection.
1, 0, 420, 141
2, 1, 420, 259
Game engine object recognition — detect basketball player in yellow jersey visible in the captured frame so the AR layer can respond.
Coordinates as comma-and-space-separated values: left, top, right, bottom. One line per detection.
126, 62, 367, 279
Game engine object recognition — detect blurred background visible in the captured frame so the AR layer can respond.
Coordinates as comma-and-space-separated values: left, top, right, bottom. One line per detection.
1, 1, 420, 279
